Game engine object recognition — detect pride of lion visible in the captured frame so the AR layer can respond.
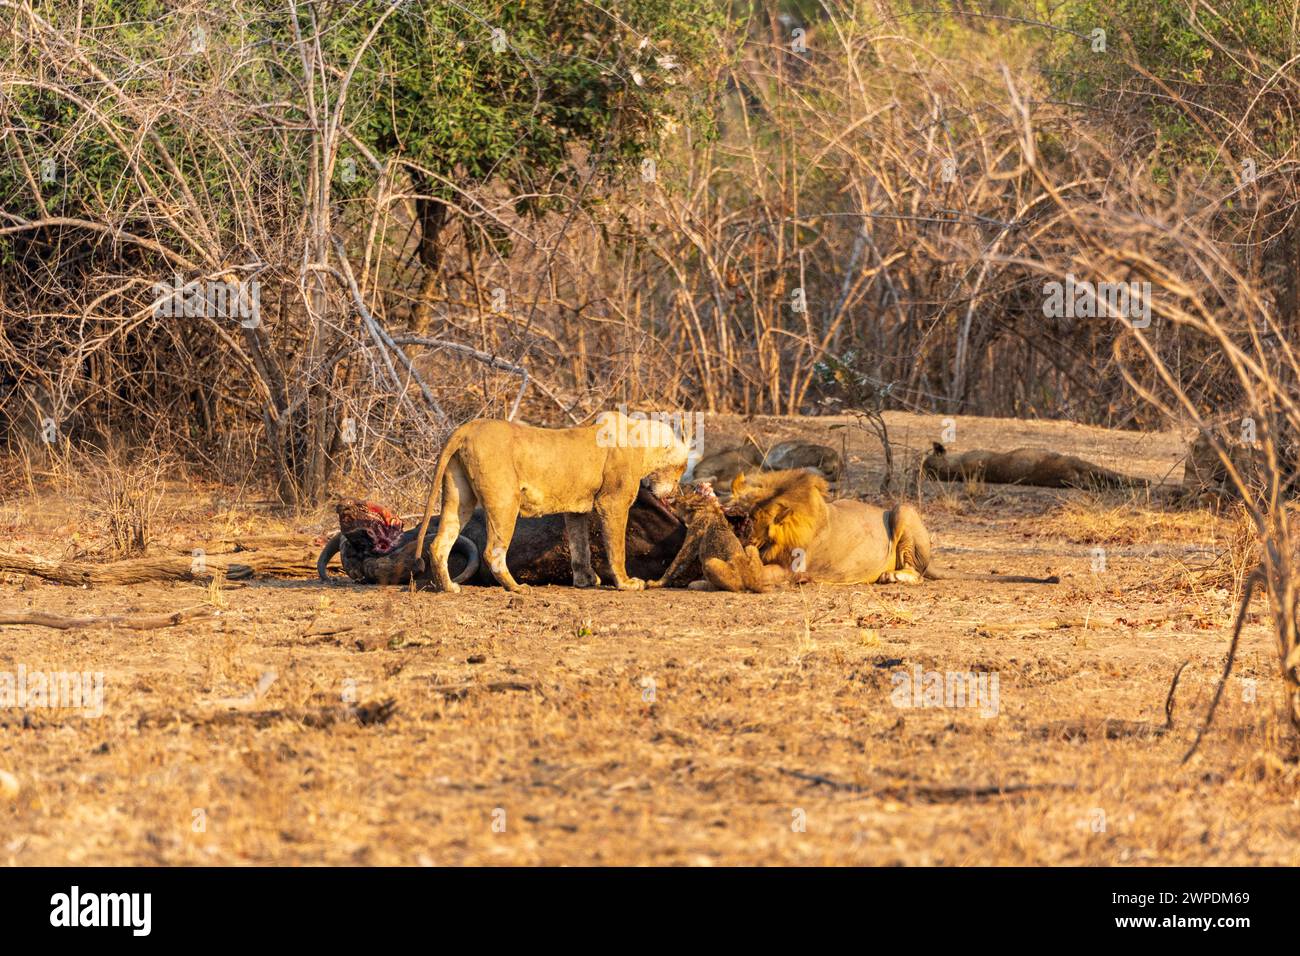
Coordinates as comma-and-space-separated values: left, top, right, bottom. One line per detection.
318, 416, 1096, 591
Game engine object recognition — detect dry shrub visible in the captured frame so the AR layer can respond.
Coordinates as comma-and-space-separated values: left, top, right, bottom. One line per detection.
1040, 497, 1225, 548
999, 68, 1300, 730
1188, 506, 1265, 595
83, 447, 170, 558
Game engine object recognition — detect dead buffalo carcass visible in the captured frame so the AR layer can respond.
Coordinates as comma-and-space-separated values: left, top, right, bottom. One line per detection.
317, 488, 690, 587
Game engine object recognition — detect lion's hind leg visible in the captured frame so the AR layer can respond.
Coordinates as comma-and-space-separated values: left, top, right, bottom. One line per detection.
480, 494, 528, 593
431, 463, 477, 593
702, 554, 746, 592
888, 503, 933, 583
738, 546, 764, 590
703, 545, 772, 593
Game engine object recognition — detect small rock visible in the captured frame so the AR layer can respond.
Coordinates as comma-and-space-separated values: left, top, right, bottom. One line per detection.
354, 632, 387, 652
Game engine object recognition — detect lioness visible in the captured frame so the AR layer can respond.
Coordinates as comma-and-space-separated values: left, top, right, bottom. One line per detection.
414, 412, 689, 592
690, 438, 843, 488
761, 440, 843, 481
690, 439, 762, 488
922, 443, 1148, 489
1181, 425, 1272, 500
732, 469, 1058, 585
648, 482, 784, 592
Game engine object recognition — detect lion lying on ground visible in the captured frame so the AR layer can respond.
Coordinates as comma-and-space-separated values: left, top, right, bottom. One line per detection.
414, 412, 689, 592
691, 438, 843, 489
689, 439, 761, 488
922, 442, 1148, 489
648, 482, 784, 592
762, 440, 844, 480
1178, 423, 1290, 501
731, 469, 1059, 585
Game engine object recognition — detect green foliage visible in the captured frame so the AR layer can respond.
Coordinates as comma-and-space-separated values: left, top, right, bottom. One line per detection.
0, 0, 723, 255
333, 1, 721, 200
1050, 0, 1298, 175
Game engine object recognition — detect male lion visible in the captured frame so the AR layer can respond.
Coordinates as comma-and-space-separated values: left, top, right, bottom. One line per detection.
922, 442, 1148, 489
414, 412, 689, 592
732, 469, 1058, 585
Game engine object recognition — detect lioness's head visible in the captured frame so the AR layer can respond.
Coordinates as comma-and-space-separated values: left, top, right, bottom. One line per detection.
635, 418, 690, 499
595, 411, 690, 498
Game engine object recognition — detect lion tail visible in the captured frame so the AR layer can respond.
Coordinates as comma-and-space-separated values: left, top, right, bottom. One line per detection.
924, 568, 1060, 584
413, 427, 468, 574
1101, 469, 1150, 490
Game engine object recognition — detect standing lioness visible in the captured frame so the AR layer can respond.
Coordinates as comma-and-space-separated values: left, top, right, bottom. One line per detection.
415, 413, 689, 592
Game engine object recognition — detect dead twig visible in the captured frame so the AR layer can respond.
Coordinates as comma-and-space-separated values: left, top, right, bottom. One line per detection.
0, 605, 219, 630
140, 699, 398, 730
1183, 566, 1265, 763
429, 680, 542, 700
777, 767, 1076, 802
1165, 659, 1190, 730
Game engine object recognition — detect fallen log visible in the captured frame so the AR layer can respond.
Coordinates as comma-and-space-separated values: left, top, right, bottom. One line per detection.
0, 548, 317, 587
179, 534, 314, 553
0, 605, 219, 630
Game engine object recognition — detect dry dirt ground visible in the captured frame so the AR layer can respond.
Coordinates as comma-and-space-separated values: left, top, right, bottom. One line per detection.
1, 412, 1298, 865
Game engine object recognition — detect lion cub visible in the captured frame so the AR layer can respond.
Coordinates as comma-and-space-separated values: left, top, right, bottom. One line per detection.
649, 483, 778, 592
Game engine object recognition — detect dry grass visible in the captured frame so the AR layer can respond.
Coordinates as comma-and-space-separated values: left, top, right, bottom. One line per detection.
1038, 496, 1227, 547
83, 448, 169, 558
1, 414, 1298, 865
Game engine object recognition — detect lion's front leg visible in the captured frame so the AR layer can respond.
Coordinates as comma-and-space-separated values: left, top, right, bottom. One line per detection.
595, 495, 643, 590
564, 513, 599, 588
649, 526, 701, 589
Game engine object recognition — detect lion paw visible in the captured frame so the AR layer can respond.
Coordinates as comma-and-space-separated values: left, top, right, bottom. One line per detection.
615, 577, 646, 591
